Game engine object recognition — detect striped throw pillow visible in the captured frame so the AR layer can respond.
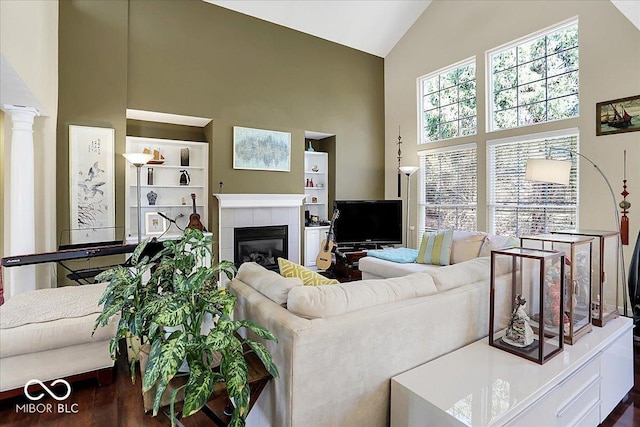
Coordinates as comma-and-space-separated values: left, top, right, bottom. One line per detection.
417, 228, 454, 266
278, 258, 339, 286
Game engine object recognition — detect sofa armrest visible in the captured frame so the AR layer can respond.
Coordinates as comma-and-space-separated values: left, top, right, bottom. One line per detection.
229, 278, 313, 426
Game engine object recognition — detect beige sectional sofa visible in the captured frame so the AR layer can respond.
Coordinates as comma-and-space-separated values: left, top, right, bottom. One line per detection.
0, 283, 118, 397
360, 230, 518, 280
229, 253, 512, 427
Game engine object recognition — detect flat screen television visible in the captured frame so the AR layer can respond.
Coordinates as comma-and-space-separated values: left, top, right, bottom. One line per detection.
333, 200, 402, 248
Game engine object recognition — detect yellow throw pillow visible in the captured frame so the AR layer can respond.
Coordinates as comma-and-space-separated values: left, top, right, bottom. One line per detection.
278, 258, 339, 286
417, 228, 454, 266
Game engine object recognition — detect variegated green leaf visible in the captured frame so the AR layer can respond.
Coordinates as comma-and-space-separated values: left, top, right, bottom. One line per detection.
185, 267, 213, 292
228, 384, 250, 424
109, 337, 118, 360
152, 376, 169, 416
172, 272, 188, 293
140, 295, 169, 319
143, 331, 188, 393
93, 296, 125, 329
245, 339, 279, 379
131, 237, 154, 265
221, 350, 248, 398
237, 320, 278, 342
228, 413, 244, 427
142, 339, 164, 392
182, 362, 217, 417
204, 328, 231, 351
155, 298, 192, 327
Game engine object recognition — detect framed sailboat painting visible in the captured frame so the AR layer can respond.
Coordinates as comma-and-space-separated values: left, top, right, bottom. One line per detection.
596, 94, 640, 136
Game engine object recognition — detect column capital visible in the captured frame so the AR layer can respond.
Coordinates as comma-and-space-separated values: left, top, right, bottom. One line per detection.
2, 104, 40, 118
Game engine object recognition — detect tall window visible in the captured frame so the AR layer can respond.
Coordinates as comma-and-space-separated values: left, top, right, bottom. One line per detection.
488, 130, 578, 236
419, 144, 477, 233
419, 58, 477, 143
488, 19, 578, 131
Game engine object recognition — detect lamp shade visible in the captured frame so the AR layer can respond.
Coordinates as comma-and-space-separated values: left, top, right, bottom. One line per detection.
123, 152, 154, 166
399, 165, 419, 176
525, 159, 571, 185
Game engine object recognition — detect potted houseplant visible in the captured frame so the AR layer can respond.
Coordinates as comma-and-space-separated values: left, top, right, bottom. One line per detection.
93, 228, 278, 427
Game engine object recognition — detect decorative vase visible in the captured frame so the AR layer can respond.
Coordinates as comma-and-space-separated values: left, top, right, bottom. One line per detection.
146, 191, 157, 206
307, 141, 315, 152
180, 148, 190, 166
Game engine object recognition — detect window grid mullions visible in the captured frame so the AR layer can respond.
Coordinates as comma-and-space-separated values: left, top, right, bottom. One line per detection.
489, 20, 578, 131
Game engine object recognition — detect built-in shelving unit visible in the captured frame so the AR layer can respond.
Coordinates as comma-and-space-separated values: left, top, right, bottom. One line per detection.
304, 151, 329, 221
125, 136, 209, 241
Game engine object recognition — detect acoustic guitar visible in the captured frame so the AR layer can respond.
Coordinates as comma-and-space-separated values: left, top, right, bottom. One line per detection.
187, 193, 205, 231
316, 209, 340, 270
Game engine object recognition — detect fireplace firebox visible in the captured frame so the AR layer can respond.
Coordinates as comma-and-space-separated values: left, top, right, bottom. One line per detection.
234, 225, 288, 271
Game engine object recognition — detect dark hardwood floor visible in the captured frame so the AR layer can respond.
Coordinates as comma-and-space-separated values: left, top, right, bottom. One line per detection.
1, 338, 639, 426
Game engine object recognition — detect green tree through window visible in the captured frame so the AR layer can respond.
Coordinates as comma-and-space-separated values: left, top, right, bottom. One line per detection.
419, 59, 477, 143
489, 20, 578, 131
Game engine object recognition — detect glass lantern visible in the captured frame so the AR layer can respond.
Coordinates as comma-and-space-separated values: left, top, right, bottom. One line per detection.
520, 234, 593, 344
552, 230, 619, 327
489, 247, 565, 365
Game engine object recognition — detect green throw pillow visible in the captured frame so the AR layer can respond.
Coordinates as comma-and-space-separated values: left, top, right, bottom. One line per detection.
417, 228, 454, 266
278, 258, 339, 286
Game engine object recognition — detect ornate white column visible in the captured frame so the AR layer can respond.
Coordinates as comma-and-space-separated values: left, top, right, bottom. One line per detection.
4, 105, 39, 299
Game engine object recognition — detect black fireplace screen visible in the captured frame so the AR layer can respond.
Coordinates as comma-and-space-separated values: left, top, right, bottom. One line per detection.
234, 225, 288, 271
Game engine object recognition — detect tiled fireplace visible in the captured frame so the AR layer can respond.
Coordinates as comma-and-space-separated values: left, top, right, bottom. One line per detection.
215, 194, 306, 273
234, 225, 288, 271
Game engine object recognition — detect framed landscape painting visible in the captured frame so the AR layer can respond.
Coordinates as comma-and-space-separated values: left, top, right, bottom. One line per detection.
233, 126, 291, 172
69, 125, 115, 244
596, 94, 640, 136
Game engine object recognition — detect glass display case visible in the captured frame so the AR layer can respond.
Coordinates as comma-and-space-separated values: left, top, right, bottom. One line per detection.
489, 247, 565, 365
520, 234, 593, 344
552, 230, 619, 327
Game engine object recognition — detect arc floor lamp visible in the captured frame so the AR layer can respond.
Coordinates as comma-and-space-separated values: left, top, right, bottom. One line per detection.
525, 148, 630, 317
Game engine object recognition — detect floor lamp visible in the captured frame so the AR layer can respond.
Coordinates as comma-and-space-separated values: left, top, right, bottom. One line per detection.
399, 166, 419, 248
525, 150, 629, 317
123, 152, 154, 243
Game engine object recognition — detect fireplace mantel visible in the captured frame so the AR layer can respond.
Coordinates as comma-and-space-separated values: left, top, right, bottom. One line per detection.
214, 194, 306, 208
216, 194, 305, 276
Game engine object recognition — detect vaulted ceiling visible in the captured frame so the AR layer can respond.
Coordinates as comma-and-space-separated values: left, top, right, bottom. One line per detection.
205, 0, 639, 58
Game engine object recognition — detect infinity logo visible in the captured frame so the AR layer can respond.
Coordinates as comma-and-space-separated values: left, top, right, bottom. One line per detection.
24, 379, 72, 401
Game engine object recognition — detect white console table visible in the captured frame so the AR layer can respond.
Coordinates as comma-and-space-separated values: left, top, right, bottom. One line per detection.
391, 316, 633, 426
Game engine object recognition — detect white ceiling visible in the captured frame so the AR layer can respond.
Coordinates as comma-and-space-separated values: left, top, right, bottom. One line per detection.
205, 0, 432, 57
206, 0, 639, 58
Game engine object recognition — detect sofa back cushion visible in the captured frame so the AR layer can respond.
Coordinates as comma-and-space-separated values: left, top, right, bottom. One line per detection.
287, 273, 438, 319
237, 262, 303, 305
451, 231, 487, 264
427, 257, 491, 292
479, 234, 519, 257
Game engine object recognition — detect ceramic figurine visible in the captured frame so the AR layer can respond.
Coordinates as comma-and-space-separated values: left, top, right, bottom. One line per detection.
179, 170, 190, 186
504, 294, 534, 348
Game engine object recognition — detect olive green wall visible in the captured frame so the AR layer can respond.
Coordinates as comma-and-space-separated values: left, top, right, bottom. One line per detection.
57, 0, 129, 248
58, 0, 385, 256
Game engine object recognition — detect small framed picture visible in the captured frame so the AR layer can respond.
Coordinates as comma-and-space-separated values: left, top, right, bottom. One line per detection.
596, 94, 640, 136
145, 212, 168, 235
